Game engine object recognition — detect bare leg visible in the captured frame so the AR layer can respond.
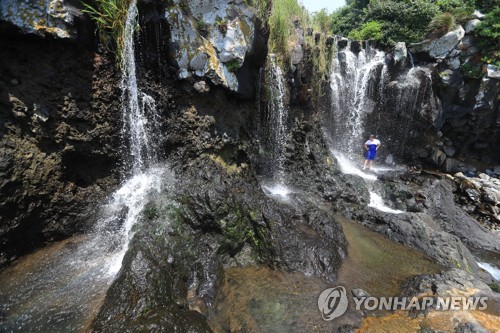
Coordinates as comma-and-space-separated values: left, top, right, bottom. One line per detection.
368, 160, 373, 170
363, 159, 368, 169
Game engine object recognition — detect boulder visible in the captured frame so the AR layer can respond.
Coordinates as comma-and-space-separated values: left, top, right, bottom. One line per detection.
430, 148, 447, 166
0, 0, 81, 39
471, 10, 485, 19
428, 26, 465, 59
164, 0, 257, 93
464, 19, 481, 34
443, 158, 458, 173
193, 80, 210, 93
291, 44, 303, 65
443, 145, 456, 157
486, 64, 500, 79
393, 42, 407, 63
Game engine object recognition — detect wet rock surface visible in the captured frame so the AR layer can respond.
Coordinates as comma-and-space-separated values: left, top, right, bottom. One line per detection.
2, 1, 500, 332
0, 36, 121, 265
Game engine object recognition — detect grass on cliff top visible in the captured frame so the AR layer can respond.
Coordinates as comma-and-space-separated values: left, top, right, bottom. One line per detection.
267, 0, 306, 60
82, 0, 133, 66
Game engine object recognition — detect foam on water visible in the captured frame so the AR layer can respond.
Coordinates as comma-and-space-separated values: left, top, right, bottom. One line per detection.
104, 167, 164, 274
0, 2, 168, 331
368, 192, 404, 214
262, 183, 292, 199
334, 151, 378, 181
477, 262, 500, 281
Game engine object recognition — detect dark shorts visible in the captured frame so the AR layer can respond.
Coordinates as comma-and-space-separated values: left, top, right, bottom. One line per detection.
366, 150, 377, 160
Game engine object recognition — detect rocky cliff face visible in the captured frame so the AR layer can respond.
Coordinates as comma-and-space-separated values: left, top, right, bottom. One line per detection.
0, 33, 121, 265
162, 0, 267, 97
409, 21, 500, 172
1, 1, 499, 332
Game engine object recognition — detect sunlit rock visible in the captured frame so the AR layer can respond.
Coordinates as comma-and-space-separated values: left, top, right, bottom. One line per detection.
0, 0, 79, 38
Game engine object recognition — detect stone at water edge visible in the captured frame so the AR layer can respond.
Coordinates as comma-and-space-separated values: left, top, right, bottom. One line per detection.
443, 145, 456, 157
430, 148, 447, 167
486, 65, 500, 79
351, 289, 371, 300
193, 81, 210, 93
393, 42, 407, 63
464, 19, 482, 34
471, 10, 486, 19
444, 158, 459, 173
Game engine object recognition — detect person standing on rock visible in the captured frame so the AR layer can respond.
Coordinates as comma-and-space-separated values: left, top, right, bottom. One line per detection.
363, 134, 381, 170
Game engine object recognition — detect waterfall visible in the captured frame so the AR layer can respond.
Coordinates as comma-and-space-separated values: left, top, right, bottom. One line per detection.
328, 41, 386, 158
327, 39, 432, 165
0, 2, 167, 331
264, 55, 288, 184
121, 0, 162, 173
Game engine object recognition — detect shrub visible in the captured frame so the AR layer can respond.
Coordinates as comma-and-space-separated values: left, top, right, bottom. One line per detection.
313, 8, 331, 32
435, 0, 475, 13
460, 62, 483, 79
348, 21, 384, 41
83, 0, 133, 66
267, 0, 305, 59
225, 59, 240, 72
475, 8, 500, 66
366, 0, 440, 46
428, 12, 456, 37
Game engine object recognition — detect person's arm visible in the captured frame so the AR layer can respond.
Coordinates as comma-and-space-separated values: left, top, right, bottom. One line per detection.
364, 142, 368, 150
376, 142, 381, 150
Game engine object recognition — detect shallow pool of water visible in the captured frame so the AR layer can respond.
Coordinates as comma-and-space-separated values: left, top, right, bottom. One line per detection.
207, 215, 442, 332
336, 216, 441, 297
0, 236, 111, 333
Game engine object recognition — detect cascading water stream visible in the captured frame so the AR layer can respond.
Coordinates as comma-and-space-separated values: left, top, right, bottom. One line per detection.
326, 40, 413, 214
261, 55, 291, 197
0, 1, 167, 331
266, 55, 288, 183
328, 41, 386, 158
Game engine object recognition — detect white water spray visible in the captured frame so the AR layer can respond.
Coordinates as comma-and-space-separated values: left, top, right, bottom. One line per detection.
329, 43, 386, 157
266, 55, 288, 183
0, 2, 167, 331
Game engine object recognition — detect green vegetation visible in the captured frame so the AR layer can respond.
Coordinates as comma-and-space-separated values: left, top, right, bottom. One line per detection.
195, 17, 209, 37
427, 12, 456, 38
82, 0, 133, 66
475, 8, 500, 66
348, 21, 384, 41
143, 202, 159, 221
461, 62, 483, 79
246, 0, 271, 26
327, 0, 497, 47
215, 16, 228, 33
306, 10, 335, 102
267, 0, 305, 59
490, 282, 499, 293
225, 59, 240, 72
